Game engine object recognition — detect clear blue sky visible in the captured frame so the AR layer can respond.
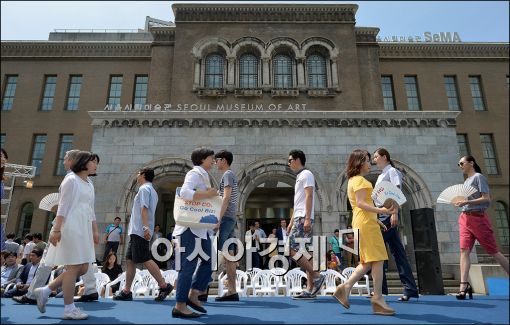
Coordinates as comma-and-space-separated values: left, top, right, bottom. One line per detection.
1, 1, 509, 42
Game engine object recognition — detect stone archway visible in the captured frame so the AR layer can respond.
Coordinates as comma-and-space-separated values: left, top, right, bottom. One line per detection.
334, 160, 434, 272
236, 157, 330, 236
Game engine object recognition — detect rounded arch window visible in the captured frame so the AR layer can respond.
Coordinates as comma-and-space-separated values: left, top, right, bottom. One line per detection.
273, 54, 293, 89
18, 202, 34, 237
239, 54, 258, 89
307, 53, 327, 89
205, 53, 225, 89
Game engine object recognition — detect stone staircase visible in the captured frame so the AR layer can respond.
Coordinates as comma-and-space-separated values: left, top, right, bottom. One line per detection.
476, 245, 509, 264
385, 271, 460, 295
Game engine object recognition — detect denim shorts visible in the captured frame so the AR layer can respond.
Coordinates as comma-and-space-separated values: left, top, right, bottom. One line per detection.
217, 217, 237, 252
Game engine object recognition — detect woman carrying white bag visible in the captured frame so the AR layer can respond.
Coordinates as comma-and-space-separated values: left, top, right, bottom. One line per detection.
172, 147, 219, 319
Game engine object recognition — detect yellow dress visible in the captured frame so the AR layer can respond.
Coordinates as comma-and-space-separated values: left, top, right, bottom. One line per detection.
348, 175, 388, 264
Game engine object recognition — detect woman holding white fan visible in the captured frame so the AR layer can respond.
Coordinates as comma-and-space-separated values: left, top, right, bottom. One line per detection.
454, 155, 509, 300
334, 149, 396, 316
372, 148, 419, 302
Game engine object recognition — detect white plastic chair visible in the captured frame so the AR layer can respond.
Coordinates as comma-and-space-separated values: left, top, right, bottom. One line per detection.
320, 269, 345, 296
270, 267, 287, 296
161, 269, 178, 297
342, 267, 370, 296
251, 270, 278, 296
133, 269, 157, 298
217, 270, 249, 297
283, 268, 307, 296
105, 271, 142, 297
94, 272, 111, 295
245, 267, 261, 296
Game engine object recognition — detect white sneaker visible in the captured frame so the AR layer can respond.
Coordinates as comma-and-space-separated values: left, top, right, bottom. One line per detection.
34, 287, 49, 313
62, 307, 89, 320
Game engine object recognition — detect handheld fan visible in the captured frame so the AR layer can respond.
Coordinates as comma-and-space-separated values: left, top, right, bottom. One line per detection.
436, 184, 477, 204
372, 181, 407, 208
39, 193, 59, 212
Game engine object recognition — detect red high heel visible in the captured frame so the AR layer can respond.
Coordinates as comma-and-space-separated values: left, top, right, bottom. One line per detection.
455, 282, 473, 300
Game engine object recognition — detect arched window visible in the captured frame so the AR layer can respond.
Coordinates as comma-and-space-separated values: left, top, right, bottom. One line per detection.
307, 54, 327, 89
205, 54, 225, 89
239, 54, 258, 89
273, 54, 293, 89
494, 201, 509, 246
17, 202, 34, 237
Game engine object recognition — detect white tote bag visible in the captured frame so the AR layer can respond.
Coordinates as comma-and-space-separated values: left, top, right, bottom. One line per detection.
173, 187, 223, 229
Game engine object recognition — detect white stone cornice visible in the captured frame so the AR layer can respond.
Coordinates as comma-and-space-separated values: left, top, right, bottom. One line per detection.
379, 43, 509, 59
88, 110, 459, 128
1, 42, 153, 58
172, 4, 357, 23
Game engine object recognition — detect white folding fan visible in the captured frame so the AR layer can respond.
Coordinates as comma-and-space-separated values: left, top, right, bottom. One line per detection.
372, 181, 407, 208
39, 193, 59, 212
436, 184, 477, 204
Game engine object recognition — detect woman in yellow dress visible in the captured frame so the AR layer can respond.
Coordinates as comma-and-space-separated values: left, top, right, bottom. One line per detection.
334, 149, 396, 316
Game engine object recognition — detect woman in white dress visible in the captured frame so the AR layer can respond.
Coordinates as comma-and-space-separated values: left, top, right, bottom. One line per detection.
34, 151, 99, 320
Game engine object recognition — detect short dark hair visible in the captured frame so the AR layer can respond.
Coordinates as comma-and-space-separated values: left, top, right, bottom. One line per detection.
114, 216, 121, 221
6, 232, 16, 239
2, 251, 16, 259
191, 147, 214, 166
214, 150, 233, 166
24, 234, 33, 241
289, 149, 306, 166
32, 233, 43, 240
139, 168, 155, 182
90, 153, 100, 163
334, 229, 339, 233
71, 151, 94, 173
249, 221, 256, 227
31, 247, 44, 258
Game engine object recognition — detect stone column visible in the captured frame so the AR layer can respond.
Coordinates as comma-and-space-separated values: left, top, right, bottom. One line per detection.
262, 56, 271, 90
297, 56, 306, 90
227, 56, 236, 91
331, 58, 339, 90
193, 58, 201, 90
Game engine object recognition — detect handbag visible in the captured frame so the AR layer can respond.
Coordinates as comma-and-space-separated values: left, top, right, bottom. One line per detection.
173, 171, 223, 229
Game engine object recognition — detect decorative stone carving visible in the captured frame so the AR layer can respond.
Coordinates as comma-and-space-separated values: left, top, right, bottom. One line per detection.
197, 89, 226, 97
379, 43, 509, 59
355, 27, 380, 43
271, 89, 299, 97
89, 111, 459, 129
234, 89, 263, 97
1, 42, 152, 58
307, 89, 337, 97
173, 4, 357, 23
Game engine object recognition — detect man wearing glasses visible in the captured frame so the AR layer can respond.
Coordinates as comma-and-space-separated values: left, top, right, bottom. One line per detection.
286, 149, 325, 300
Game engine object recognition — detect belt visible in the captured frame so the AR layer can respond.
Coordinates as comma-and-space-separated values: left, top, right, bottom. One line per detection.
463, 210, 486, 216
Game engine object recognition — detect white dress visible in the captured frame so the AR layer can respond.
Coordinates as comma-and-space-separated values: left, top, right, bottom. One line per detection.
44, 173, 95, 266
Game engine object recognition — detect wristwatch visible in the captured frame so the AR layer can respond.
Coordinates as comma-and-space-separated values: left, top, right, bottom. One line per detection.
142, 225, 150, 232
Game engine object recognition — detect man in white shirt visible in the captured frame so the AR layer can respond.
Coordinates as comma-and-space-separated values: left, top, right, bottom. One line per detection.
286, 150, 325, 300
113, 168, 173, 302
21, 235, 36, 265
245, 222, 261, 268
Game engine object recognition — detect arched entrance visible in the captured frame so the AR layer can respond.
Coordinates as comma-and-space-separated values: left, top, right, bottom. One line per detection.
236, 158, 329, 268
334, 160, 434, 272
